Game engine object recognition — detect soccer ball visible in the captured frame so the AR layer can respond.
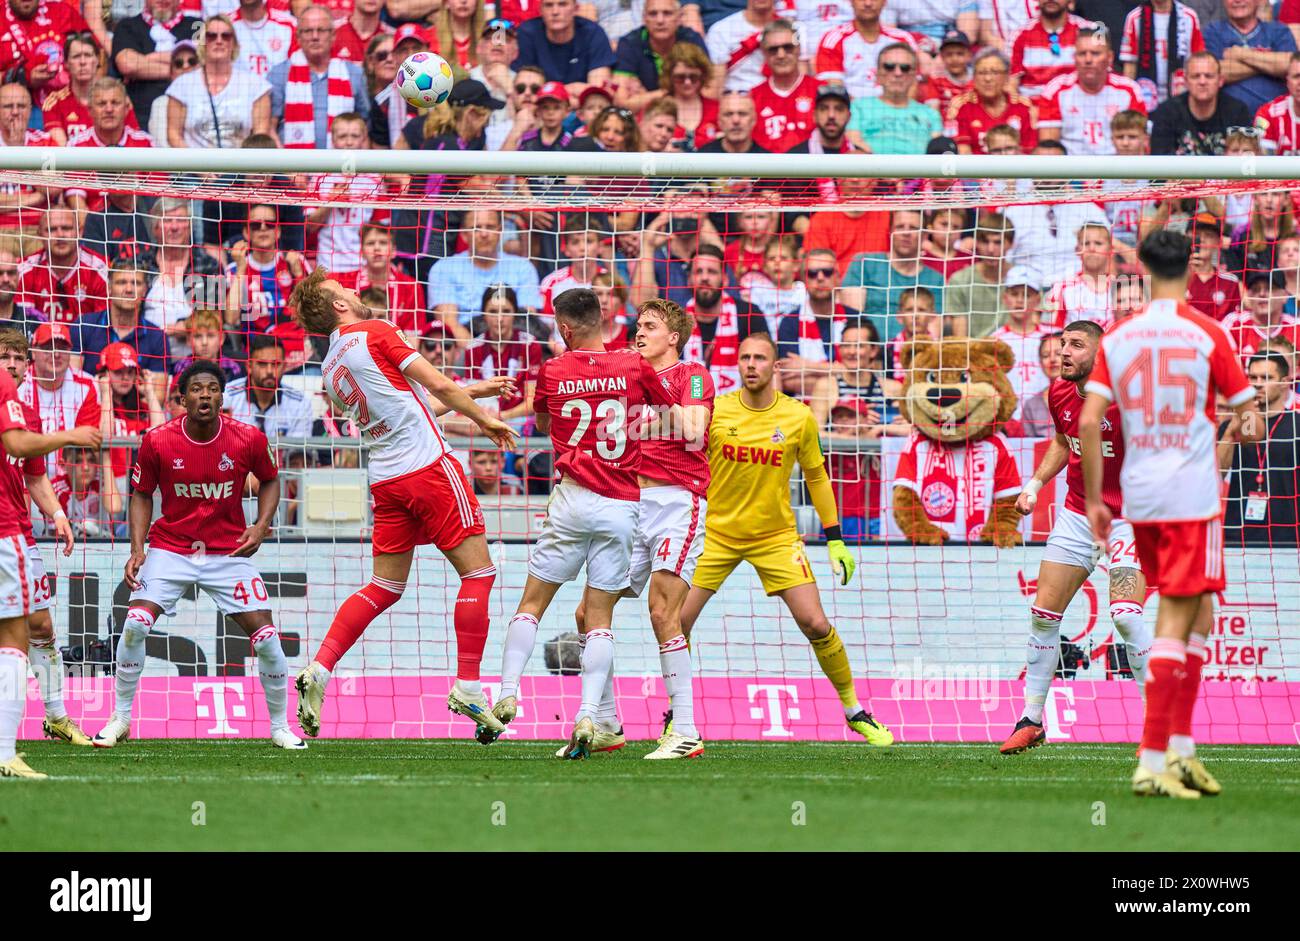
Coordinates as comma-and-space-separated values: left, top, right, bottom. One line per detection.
396, 52, 455, 108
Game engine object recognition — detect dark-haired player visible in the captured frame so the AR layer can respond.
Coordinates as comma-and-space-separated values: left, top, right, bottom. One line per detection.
1083, 230, 1261, 798
92, 361, 305, 750
1002, 319, 1153, 754
492, 288, 679, 759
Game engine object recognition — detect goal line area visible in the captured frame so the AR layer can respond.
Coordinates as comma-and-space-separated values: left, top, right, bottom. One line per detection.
2, 151, 1296, 745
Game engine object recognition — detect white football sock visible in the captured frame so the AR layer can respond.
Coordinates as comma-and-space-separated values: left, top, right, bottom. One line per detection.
1022, 606, 1063, 724
29, 638, 67, 720
659, 635, 697, 738
455, 678, 482, 697
498, 613, 538, 701
595, 654, 619, 731
577, 629, 614, 722
1139, 748, 1167, 774
114, 607, 155, 721
0, 646, 28, 762
1109, 600, 1151, 697
250, 625, 289, 733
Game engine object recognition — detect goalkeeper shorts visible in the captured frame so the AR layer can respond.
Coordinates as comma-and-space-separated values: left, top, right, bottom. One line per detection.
692, 527, 815, 597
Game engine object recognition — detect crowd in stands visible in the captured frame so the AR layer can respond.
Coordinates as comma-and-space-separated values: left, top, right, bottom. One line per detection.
0, 0, 1296, 544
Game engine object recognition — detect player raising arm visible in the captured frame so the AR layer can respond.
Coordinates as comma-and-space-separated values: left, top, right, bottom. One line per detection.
1081, 230, 1261, 799
675, 333, 893, 745
289, 269, 517, 740
0, 329, 96, 747
1002, 320, 1154, 754
490, 288, 679, 759
0, 364, 100, 778
571, 299, 715, 759
92, 362, 305, 750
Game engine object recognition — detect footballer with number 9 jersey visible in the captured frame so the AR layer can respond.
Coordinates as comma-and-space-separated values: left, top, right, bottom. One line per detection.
289, 269, 518, 742
572, 299, 715, 760
1082, 230, 1261, 800
493, 288, 679, 759
92, 361, 307, 751
1001, 320, 1153, 755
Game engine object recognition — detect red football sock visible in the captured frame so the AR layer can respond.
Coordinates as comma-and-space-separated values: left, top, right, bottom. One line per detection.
454, 566, 496, 682
1140, 637, 1187, 755
316, 576, 405, 672
1170, 635, 1207, 737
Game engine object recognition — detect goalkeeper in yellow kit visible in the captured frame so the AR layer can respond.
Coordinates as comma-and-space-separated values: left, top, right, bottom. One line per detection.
675, 333, 893, 745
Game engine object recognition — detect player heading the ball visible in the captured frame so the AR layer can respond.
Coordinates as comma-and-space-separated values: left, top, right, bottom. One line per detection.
92, 361, 305, 751
491, 287, 680, 759
289, 269, 517, 741
1082, 229, 1261, 799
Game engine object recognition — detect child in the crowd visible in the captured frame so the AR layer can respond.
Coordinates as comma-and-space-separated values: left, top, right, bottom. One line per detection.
990, 267, 1050, 419
746, 236, 807, 330
569, 85, 612, 136
1222, 128, 1263, 231
169, 308, 246, 382
1047, 222, 1116, 328
60, 445, 125, 539
920, 30, 974, 115
921, 207, 973, 277
1102, 110, 1151, 249
724, 208, 779, 284
889, 286, 941, 381
592, 270, 632, 348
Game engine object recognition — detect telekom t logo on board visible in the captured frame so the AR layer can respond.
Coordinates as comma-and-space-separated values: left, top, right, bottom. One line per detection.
748, 684, 800, 737
194, 681, 247, 735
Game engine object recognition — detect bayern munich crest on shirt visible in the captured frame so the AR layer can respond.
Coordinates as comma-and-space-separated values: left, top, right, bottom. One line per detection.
795, 97, 813, 112
923, 481, 956, 517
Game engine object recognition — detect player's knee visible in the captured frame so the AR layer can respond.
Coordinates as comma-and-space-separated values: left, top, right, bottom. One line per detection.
797, 613, 832, 639
648, 603, 677, 639
573, 603, 586, 632
123, 606, 156, 644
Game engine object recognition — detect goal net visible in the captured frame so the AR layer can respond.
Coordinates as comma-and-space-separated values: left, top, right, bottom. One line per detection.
7, 149, 1299, 745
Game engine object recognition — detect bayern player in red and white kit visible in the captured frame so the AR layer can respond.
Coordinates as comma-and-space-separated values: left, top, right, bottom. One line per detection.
491, 288, 678, 759
288, 270, 517, 741
1082, 230, 1260, 799
1000, 320, 1152, 754
0, 329, 97, 748
0, 352, 100, 778
91, 361, 306, 750
815, 0, 918, 100
572, 299, 714, 760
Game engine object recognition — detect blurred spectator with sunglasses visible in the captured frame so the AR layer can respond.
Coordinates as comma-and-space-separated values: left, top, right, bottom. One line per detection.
749, 18, 818, 152
707, 0, 796, 93
165, 14, 273, 149
613, 0, 708, 112
486, 61, 542, 150
145, 38, 195, 145
44, 32, 139, 146
368, 24, 428, 149
332, 0, 391, 64
847, 42, 942, 154
1204, 0, 1297, 113
231, 0, 296, 77
226, 202, 307, 340
362, 33, 397, 98
776, 248, 859, 395
1149, 50, 1253, 154
112, 0, 204, 120
514, 0, 616, 97
650, 41, 719, 148
1010, 0, 1091, 100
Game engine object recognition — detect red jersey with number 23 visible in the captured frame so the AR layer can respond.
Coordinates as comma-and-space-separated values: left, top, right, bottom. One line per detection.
1048, 378, 1125, 516
534, 348, 677, 501
131, 415, 278, 555
638, 360, 715, 498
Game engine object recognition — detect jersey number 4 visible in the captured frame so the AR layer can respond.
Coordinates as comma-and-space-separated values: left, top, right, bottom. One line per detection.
1116, 348, 1198, 425
561, 398, 627, 459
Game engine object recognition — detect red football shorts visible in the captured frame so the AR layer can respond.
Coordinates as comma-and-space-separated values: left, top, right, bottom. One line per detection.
1131, 517, 1226, 597
370, 455, 485, 556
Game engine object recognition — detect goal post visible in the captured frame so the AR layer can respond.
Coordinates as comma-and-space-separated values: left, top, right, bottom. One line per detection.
3, 149, 1297, 745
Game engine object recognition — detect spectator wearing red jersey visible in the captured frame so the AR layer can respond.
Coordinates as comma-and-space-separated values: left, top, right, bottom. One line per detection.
17, 206, 108, 324
333, 0, 390, 64
1223, 270, 1300, 363
431, 0, 486, 71
94, 341, 164, 489
921, 29, 974, 115
803, 175, 891, 276
1120, 0, 1205, 110
226, 202, 307, 339
1036, 26, 1147, 156
613, 0, 709, 113
43, 32, 140, 146
1254, 53, 1300, 155
232, 0, 296, 77
947, 48, 1039, 153
0, 0, 95, 102
18, 320, 100, 487
815, 0, 919, 101
0, 243, 43, 337
724, 206, 778, 283
750, 18, 820, 152
335, 223, 425, 334
922, 207, 974, 278
165, 13, 274, 149
1187, 213, 1243, 320
707, 0, 794, 93
111, 0, 204, 120
462, 284, 542, 423
0, 83, 51, 231
64, 78, 155, 217
1010, 0, 1089, 101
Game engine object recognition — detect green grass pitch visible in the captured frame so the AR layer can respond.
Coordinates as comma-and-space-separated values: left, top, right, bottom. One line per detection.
6, 740, 1298, 851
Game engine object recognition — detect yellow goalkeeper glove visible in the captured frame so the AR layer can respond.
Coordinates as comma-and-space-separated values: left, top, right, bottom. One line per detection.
827, 539, 855, 586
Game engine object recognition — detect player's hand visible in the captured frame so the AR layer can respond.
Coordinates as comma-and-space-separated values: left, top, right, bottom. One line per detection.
1087, 502, 1112, 545
124, 550, 146, 590
468, 376, 517, 400
54, 514, 74, 556
231, 521, 271, 558
66, 425, 102, 449
1016, 489, 1037, 516
827, 539, 856, 586
477, 415, 517, 451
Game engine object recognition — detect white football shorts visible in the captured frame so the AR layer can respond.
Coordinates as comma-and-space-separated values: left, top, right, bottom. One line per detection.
130, 548, 271, 616
625, 485, 707, 596
528, 479, 641, 593
1042, 506, 1139, 573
